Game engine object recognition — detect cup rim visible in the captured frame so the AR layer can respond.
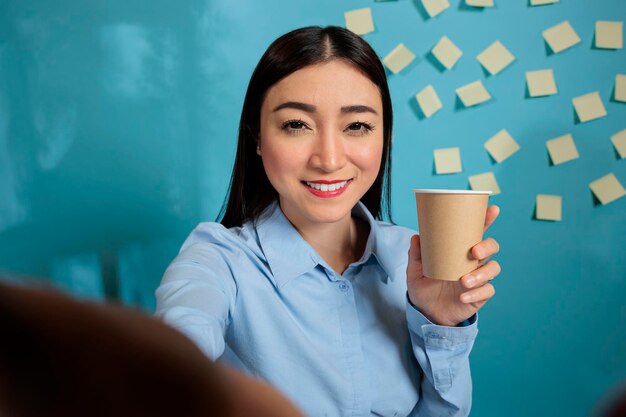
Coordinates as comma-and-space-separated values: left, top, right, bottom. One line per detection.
413, 188, 493, 195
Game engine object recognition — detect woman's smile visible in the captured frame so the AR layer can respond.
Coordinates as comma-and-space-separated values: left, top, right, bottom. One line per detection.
302, 179, 353, 198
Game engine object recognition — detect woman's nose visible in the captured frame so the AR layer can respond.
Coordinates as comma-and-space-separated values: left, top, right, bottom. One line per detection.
309, 130, 347, 172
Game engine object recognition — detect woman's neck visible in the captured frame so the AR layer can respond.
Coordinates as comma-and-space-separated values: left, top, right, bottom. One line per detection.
289, 214, 369, 276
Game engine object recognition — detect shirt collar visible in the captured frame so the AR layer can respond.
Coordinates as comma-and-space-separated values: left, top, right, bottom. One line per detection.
255, 200, 399, 289
255, 201, 320, 289
350, 202, 399, 282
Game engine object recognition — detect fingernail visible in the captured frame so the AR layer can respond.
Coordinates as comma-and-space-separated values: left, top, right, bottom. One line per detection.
461, 293, 473, 303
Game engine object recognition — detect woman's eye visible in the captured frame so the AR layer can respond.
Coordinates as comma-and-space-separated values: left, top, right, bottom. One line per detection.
283, 120, 306, 130
281, 120, 310, 135
345, 122, 373, 136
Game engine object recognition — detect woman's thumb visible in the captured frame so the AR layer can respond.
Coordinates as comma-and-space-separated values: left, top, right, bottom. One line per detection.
408, 235, 421, 262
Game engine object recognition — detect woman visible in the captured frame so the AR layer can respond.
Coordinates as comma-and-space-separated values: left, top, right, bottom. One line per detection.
156, 26, 501, 417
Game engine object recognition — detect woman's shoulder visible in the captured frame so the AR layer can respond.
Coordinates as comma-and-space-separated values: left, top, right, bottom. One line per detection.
175, 221, 262, 264
182, 221, 250, 246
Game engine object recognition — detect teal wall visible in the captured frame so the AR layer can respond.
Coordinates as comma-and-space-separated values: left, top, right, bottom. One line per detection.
0, 1, 624, 416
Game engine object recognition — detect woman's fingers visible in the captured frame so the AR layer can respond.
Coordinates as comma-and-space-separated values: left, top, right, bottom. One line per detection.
460, 260, 501, 289
460, 261, 498, 304
460, 282, 495, 304
471, 237, 500, 261
483, 205, 500, 232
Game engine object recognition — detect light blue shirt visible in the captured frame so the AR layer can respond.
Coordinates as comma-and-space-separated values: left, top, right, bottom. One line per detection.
155, 201, 478, 417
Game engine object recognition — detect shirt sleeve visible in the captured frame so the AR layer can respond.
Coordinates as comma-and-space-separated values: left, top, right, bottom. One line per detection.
154, 232, 238, 361
405, 295, 478, 417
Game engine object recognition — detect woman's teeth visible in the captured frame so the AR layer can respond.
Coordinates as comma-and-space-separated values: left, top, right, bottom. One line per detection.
305, 180, 348, 192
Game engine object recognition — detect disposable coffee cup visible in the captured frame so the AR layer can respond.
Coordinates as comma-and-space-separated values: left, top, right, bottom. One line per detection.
413, 189, 492, 281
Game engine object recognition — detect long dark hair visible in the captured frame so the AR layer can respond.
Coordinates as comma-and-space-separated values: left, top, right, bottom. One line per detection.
219, 26, 393, 228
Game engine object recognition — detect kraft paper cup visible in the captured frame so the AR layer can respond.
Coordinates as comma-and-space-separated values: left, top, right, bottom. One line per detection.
413, 189, 492, 281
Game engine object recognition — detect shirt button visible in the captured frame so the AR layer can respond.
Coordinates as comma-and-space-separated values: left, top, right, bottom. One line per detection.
338, 282, 350, 292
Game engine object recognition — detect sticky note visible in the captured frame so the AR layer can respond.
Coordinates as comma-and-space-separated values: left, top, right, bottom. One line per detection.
611, 129, 626, 159
546, 134, 579, 165
484, 129, 520, 163
530, 0, 559, 5
345, 8, 375, 36
415, 85, 443, 118
536, 194, 562, 221
431, 36, 463, 70
615, 74, 626, 102
526, 69, 557, 97
434, 147, 462, 174
421, 0, 450, 18
572, 92, 607, 123
477, 41, 515, 75
466, 0, 494, 6
590, 173, 626, 205
469, 172, 500, 195
383, 44, 416, 74
456, 81, 491, 107
595, 21, 623, 49
543, 21, 581, 54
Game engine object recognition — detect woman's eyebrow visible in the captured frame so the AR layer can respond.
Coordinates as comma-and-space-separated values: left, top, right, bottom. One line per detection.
340, 105, 378, 115
272, 102, 378, 116
272, 101, 316, 113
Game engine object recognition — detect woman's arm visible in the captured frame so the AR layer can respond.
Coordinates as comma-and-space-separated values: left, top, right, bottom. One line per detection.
155, 225, 239, 360
404, 205, 501, 416
406, 299, 478, 416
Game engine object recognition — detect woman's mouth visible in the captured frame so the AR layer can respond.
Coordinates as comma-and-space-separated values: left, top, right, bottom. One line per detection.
302, 179, 352, 198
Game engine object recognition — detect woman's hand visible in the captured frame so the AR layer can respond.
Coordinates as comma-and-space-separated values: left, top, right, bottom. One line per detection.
406, 205, 501, 327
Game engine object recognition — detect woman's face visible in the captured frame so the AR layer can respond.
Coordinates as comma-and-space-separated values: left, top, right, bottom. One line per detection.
258, 59, 384, 229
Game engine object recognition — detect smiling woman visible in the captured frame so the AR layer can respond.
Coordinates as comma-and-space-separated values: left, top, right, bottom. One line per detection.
155, 26, 502, 417
219, 26, 394, 228
259, 60, 383, 245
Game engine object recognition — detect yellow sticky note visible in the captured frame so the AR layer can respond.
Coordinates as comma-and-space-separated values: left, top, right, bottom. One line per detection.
484, 129, 520, 163
416, 85, 443, 118
572, 92, 607, 123
456, 81, 491, 107
469, 172, 500, 195
526, 69, 558, 97
466, 0, 494, 6
530, 0, 559, 5
421, 0, 450, 17
431, 36, 463, 70
611, 129, 626, 159
543, 21, 581, 54
536, 194, 562, 221
615, 74, 626, 102
477, 41, 515, 75
434, 148, 462, 174
590, 173, 626, 205
595, 21, 623, 49
345, 8, 375, 36
546, 134, 579, 165
383, 44, 416, 74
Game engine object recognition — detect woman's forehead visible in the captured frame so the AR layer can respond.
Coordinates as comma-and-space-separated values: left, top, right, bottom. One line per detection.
262, 60, 383, 111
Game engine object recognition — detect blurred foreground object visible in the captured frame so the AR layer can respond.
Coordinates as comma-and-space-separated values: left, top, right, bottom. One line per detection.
591, 381, 626, 417
0, 280, 302, 417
